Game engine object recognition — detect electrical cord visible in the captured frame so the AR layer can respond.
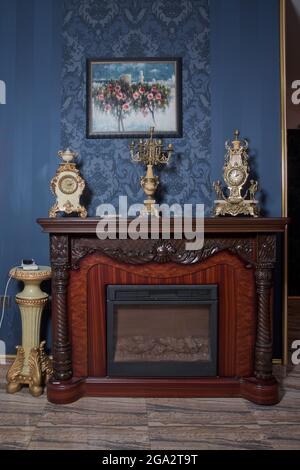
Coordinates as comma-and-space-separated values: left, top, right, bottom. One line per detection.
0, 267, 21, 332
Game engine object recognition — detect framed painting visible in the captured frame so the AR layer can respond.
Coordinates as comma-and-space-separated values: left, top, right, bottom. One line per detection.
87, 58, 182, 138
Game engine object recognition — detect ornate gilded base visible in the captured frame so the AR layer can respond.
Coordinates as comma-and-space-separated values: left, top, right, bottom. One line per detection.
6, 341, 53, 397
213, 200, 260, 217
49, 202, 87, 219
141, 199, 159, 217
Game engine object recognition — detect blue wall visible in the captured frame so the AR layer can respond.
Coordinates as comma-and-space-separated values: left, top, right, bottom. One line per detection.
0, 0, 62, 353
0, 0, 282, 353
211, 0, 282, 216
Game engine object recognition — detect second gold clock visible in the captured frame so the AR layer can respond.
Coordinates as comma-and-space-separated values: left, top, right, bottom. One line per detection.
213, 130, 260, 217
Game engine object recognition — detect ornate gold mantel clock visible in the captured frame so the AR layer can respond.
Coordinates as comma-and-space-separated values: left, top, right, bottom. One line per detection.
213, 130, 260, 217
49, 148, 87, 218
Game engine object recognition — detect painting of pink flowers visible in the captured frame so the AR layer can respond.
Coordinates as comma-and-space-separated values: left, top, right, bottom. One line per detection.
87, 59, 182, 138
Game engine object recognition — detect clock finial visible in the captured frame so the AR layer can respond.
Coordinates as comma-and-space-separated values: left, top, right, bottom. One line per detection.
58, 148, 78, 163
232, 130, 241, 150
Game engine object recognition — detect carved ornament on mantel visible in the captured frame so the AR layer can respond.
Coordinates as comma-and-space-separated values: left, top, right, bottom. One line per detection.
70, 237, 256, 270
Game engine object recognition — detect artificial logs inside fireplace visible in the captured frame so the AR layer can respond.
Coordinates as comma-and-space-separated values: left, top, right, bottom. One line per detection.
106, 285, 218, 377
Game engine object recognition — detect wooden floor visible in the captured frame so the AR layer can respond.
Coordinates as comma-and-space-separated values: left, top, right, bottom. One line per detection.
0, 301, 299, 450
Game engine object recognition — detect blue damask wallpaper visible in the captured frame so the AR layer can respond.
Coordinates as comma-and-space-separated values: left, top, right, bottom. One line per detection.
62, 0, 211, 214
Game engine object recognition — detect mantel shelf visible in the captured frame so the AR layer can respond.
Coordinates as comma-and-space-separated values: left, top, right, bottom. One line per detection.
37, 217, 289, 234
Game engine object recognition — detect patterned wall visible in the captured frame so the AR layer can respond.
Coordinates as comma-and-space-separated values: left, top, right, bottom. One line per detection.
0, 0, 283, 354
61, 0, 212, 215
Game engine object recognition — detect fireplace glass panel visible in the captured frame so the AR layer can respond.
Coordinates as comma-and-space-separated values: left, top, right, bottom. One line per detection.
107, 285, 218, 377
113, 304, 210, 363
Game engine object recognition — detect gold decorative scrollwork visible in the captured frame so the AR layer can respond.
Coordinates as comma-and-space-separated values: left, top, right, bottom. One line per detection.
6, 342, 53, 397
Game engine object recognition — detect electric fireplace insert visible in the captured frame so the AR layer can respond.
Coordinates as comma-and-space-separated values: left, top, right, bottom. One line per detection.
107, 285, 218, 377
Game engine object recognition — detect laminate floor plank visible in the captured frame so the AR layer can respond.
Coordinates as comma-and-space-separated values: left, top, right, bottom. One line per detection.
0, 300, 299, 450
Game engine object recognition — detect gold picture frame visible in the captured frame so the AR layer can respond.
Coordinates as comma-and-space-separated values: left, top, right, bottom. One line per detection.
280, 0, 288, 366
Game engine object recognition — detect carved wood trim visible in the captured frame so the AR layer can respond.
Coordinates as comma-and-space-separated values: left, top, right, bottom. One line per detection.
71, 237, 255, 270
254, 263, 274, 380
257, 234, 276, 263
254, 234, 276, 380
50, 235, 72, 381
50, 235, 69, 264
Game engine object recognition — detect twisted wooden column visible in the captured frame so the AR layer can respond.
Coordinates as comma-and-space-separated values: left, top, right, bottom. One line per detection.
50, 235, 72, 381
254, 263, 274, 379
254, 235, 276, 381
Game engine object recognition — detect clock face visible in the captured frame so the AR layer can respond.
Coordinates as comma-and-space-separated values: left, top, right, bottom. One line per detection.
58, 174, 78, 195
227, 168, 245, 186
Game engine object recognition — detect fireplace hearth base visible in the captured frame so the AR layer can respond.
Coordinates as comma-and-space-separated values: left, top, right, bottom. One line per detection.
37, 217, 288, 405
47, 376, 279, 406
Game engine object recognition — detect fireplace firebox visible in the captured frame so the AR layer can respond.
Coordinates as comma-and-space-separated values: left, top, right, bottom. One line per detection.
107, 285, 218, 377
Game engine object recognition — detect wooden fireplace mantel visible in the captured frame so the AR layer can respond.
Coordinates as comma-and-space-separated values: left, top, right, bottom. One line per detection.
38, 217, 288, 234
37, 217, 288, 405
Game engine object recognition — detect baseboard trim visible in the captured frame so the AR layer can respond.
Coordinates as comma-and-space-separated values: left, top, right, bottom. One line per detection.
0, 354, 15, 364
0, 354, 52, 363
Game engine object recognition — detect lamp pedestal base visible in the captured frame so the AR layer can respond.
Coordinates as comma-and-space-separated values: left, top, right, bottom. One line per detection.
6, 267, 53, 397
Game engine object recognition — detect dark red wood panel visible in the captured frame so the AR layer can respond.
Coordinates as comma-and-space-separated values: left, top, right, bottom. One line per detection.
68, 251, 255, 379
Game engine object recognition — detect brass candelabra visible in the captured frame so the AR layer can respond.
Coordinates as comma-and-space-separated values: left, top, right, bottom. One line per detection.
130, 127, 173, 216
